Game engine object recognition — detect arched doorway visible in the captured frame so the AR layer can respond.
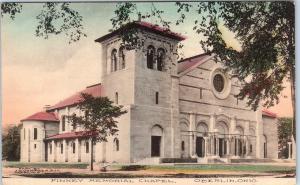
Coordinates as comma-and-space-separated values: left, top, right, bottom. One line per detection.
216, 121, 229, 158
180, 122, 189, 158
151, 125, 163, 157
249, 128, 256, 157
195, 122, 208, 157
236, 126, 244, 157
263, 135, 267, 158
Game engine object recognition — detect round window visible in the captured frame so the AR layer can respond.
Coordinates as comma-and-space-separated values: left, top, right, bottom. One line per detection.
213, 74, 225, 92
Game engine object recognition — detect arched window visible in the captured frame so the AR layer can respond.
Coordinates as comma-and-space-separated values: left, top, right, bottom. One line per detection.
147, 45, 155, 69
72, 142, 76, 153
119, 46, 125, 69
62, 116, 66, 131
72, 114, 77, 130
115, 92, 118, 104
49, 143, 52, 154
33, 128, 38, 140
111, 49, 118, 72
61, 143, 63, 154
157, 48, 165, 71
181, 141, 185, 151
114, 138, 119, 151
85, 141, 89, 153
155, 92, 159, 104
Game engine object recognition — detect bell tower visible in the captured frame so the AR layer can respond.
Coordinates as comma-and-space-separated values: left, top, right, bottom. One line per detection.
95, 21, 185, 162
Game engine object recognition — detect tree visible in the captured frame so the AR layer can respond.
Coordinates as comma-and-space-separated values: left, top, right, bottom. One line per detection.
68, 93, 127, 171
110, 2, 295, 142
2, 125, 20, 161
278, 117, 293, 158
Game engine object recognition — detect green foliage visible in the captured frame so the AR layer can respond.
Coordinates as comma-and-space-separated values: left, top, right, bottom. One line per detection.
2, 125, 20, 161
68, 93, 127, 142
277, 117, 293, 158
198, 2, 295, 111
35, 3, 86, 44
1, 2, 22, 19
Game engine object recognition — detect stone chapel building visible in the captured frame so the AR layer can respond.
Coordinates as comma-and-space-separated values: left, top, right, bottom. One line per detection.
20, 21, 279, 164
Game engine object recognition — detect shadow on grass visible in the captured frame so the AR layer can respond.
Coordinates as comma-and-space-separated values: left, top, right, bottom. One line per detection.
119, 165, 148, 171
4, 162, 89, 169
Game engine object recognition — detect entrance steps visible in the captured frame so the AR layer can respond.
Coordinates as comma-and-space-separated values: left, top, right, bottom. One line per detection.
135, 157, 291, 164
135, 157, 160, 164
230, 158, 276, 163
208, 158, 226, 163
273, 159, 296, 163
160, 158, 198, 163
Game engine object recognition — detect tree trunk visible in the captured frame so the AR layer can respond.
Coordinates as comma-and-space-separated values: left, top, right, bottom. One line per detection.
290, 68, 296, 143
90, 138, 94, 171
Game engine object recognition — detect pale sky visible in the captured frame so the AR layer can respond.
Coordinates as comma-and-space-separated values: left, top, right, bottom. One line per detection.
1, 2, 293, 127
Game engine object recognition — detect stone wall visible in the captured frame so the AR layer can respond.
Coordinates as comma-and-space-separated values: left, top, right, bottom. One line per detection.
262, 116, 278, 159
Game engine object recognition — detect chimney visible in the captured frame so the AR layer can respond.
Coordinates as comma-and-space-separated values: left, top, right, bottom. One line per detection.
43, 105, 51, 112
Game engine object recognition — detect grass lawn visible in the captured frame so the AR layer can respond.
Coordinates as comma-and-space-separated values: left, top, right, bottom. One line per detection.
3, 161, 89, 169
149, 164, 295, 173
3, 162, 295, 178
115, 164, 295, 174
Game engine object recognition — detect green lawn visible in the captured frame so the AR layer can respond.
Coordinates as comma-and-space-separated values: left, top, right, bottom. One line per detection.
149, 164, 295, 173
3, 162, 295, 176
3, 162, 295, 178
115, 164, 295, 173
3, 161, 89, 169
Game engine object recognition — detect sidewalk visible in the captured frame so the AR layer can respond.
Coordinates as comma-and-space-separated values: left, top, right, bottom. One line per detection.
3, 166, 295, 178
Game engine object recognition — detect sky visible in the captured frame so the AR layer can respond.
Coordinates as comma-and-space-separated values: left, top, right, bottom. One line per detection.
1, 2, 293, 127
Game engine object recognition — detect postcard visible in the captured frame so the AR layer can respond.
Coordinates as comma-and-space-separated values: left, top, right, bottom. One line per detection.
1, 1, 296, 185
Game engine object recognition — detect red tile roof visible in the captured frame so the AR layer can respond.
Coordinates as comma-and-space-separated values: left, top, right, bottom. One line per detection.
95, 21, 186, 43
262, 109, 277, 118
178, 53, 209, 73
45, 131, 97, 140
136, 21, 186, 40
49, 83, 102, 110
21, 112, 59, 122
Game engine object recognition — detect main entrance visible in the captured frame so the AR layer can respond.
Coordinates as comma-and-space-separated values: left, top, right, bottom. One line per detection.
196, 137, 205, 157
151, 125, 163, 157
219, 138, 226, 157
151, 136, 161, 157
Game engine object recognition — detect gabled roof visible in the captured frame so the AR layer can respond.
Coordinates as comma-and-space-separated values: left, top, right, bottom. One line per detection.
45, 131, 97, 140
262, 109, 277, 118
95, 21, 186, 43
49, 83, 102, 110
178, 53, 214, 76
21, 112, 59, 122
